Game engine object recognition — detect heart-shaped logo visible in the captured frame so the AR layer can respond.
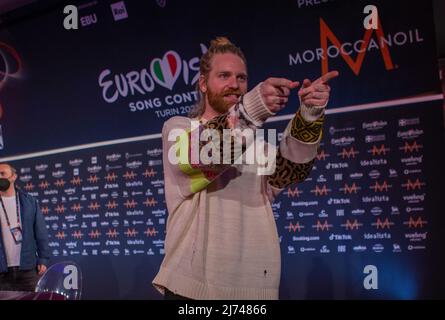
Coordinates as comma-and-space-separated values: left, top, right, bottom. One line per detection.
150, 50, 182, 90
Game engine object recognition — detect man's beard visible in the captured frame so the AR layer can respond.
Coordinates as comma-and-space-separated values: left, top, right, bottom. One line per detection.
207, 87, 242, 114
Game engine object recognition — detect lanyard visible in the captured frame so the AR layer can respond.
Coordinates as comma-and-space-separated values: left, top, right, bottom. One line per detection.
0, 192, 21, 228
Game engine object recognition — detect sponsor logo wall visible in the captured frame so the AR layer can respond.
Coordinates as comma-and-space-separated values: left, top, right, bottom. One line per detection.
10, 99, 445, 299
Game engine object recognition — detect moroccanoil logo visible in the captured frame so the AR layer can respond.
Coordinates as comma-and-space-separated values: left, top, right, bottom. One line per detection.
342, 219, 362, 230
313, 220, 332, 232
316, 150, 330, 161
285, 222, 304, 233
342, 183, 359, 194
400, 141, 423, 153
404, 216, 428, 229
289, 18, 424, 75
372, 218, 394, 229
144, 227, 159, 237
370, 181, 390, 192
286, 186, 303, 198
311, 184, 330, 196
402, 178, 425, 191
369, 144, 390, 156
339, 147, 359, 159
319, 17, 394, 75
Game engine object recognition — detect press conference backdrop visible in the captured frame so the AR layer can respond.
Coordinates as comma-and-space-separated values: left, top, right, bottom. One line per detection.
0, 0, 444, 299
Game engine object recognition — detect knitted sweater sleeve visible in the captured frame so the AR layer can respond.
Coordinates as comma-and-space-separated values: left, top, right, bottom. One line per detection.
265, 101, 326, 201
162, 83, 272, 197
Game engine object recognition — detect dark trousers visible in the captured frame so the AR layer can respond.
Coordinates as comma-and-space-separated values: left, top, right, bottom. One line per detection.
0, 267, 40, 292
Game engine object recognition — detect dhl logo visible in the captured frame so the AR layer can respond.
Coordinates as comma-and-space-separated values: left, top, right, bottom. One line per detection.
339, 147, 358, 159
124, 199, 138, 209
106, 229, 119, 238
123, 170, 137, 180
143, 168, 157, 178
343, 183, 359, 194
144, 227, 158, 237
370, 181, 390, 192
72, 230, 84, 239
88, 202, 101, 211
87, 175, 99, 183
405, 216, 428, 228
55, 231, 66, 239
70, 176, 82, 185
373, 218, 393, 229
88, 229, 101, 239
105, 200, 118, 209
55, 205, 66, 214
370, 144, 389, 156
41, 206, 50, 215
320, 17, 394, 75
70, 203, 82, 212
342, 219, 361, 230
314, 220, 331, 231
285, 221, 303, 232
54, 179, 66, 188
402, 178, 425, 191
316, 150, 329, 161
286, 186, 303, 198
124, 228, 138, 237
24, 182, 34, 191
105, 172, 118, 182
39, 181, 50, 189
143, 198, 158, 207
311, 185, 329, 196
401, 141, 423, 153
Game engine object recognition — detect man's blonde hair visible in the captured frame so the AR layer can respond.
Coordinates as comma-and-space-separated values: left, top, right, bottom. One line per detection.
189, 37, 247, 118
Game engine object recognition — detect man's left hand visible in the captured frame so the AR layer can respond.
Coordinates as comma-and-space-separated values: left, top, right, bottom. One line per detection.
298, 71, 339, 107
37, 264, 47, 275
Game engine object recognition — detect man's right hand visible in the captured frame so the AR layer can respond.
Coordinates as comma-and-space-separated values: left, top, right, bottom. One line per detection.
260, 78, 300, 113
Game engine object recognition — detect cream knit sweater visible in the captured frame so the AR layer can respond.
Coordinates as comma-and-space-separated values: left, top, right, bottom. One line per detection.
153, 84, 324, 299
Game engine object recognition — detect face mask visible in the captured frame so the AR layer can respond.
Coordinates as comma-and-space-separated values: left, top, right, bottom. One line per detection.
0, 178, 11, 192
